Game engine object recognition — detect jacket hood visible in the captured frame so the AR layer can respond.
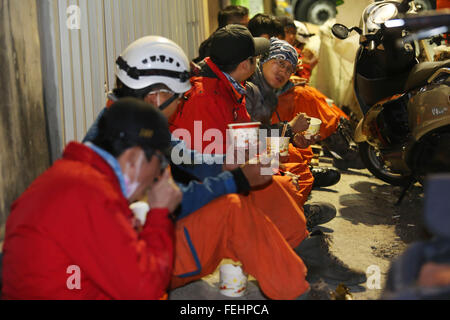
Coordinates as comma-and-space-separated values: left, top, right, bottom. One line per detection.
245, 65, 279, 125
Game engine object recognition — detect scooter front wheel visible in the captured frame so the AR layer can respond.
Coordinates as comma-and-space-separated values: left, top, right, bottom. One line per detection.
358, 142, 412, 186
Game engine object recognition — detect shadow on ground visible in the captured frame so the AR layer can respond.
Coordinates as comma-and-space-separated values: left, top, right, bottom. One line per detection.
339, 180, 430, 244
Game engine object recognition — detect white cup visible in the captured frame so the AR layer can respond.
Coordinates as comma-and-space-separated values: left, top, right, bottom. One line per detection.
227, 122, 261, 149
219, 264, 248, 297
129, 201, 150, 225
305, 117, 322, 139
266, 136, 290, 157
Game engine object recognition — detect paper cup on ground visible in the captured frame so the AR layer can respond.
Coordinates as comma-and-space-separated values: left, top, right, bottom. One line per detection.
305, 117, 322, 139
227, 122, 261, 149
266, 137, 290, 156
219, 264, 248, 297
129, 201, 150, 225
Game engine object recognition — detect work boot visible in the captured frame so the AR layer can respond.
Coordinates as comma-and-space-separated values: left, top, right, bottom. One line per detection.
322, 118, 366, 170
304, 202, 336, 232
310, 166, 341, 188
294, 229, 367, 285
296, 280, 335, 300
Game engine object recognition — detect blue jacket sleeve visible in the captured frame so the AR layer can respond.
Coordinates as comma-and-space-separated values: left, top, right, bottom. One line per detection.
177, 170, 237, 219
170, 136, 224, 180
83, 107, 106, 143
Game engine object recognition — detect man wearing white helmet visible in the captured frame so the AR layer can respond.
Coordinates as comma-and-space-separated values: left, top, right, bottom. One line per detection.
86, 35, 273, 216
85, 35, 315, 300
115, 36, 191, 112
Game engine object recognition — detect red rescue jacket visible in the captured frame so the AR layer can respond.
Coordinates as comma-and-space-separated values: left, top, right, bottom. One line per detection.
170, 57, 251, 154
2, 142, 174, 300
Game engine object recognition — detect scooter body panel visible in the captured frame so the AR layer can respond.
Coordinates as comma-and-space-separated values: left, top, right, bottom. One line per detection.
408, 83, 450, 143
354, 119, 366, 143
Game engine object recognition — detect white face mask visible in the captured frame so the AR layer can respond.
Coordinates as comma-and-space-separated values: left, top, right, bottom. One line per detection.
124, 174, 139, 199
123, 152, 145, 200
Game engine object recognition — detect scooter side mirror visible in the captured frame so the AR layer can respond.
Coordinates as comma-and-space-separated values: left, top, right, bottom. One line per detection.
332, 23, 350, 39
350, 26, 363, 35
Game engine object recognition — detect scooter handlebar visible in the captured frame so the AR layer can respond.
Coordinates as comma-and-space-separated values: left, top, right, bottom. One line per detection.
383, 10, 450, 47
384, 10, 450, 32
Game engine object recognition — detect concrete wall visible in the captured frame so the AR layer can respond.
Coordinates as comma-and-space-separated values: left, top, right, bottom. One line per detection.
0, 0, 50, 240
37, 0, 208, 162
208, 0, 222, 35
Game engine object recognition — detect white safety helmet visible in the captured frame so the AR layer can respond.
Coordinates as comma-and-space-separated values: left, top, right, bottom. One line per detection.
116, 36, 191, 94
294, 20, 310, 44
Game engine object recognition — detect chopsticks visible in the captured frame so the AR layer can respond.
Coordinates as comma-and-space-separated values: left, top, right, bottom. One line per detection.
281, 123, 288, 138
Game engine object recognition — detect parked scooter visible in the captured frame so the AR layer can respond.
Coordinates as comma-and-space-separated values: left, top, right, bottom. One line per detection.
331, 0, 450, 197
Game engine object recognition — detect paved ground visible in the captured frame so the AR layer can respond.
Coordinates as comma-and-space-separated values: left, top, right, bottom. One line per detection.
169, 156, 429, 300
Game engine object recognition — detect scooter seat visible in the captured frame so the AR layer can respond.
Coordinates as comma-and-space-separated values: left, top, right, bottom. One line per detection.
404, 60, 450, 92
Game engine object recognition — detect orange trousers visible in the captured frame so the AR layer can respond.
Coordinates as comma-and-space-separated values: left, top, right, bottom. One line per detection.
437, 0, 450, 9
273, 85, 349, 140
277, 144, 315, 207
170, 176, 310, 300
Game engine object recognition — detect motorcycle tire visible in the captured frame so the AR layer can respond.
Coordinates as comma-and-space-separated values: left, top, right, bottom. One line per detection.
358, 142, 412, 186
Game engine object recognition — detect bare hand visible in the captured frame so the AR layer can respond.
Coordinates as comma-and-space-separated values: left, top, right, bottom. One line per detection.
240, 155, 275, 188
418, 262, 450, 287
292, 133, 321, 148
223, 145, 256, 171
147, 169, 182, 213
289, 113, 310, 134
284, 171, 301, 191
290, 75, 307, 86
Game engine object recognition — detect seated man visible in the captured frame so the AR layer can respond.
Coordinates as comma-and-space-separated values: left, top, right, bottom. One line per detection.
278, 17, 318, 82
169, 27, 366, 286
383, 174, 450, 299
2, 98, 182, 299
171, 25, 329, 210
250, 16, 363, 170
247, 13, 277, 39
194, 4, 249, 63
86, 35, 322, 299
246, 37, 341, 189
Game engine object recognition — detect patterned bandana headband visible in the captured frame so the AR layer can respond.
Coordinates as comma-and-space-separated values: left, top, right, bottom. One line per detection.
260, 37, 298, 70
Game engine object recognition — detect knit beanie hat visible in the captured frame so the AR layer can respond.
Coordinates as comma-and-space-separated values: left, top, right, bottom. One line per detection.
260, 37, 298, 69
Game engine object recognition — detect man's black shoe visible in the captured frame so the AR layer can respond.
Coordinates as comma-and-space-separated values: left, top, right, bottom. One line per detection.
311, 166, 341, 188
304, 202, 336, 232
294, 230, 367, 285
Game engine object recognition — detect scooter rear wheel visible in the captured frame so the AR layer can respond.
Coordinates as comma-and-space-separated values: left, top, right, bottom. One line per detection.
358, 142, 412, 186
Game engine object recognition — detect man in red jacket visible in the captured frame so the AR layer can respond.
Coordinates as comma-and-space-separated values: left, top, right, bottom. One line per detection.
171, 25, 367, 287
1, 98, 182, 299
